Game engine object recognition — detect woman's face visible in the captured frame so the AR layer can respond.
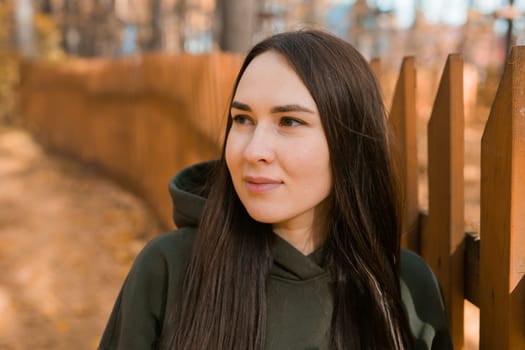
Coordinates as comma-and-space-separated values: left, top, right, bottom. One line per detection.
225, 51, 332, 238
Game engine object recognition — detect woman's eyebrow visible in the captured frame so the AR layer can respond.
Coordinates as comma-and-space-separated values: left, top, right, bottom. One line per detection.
231, 101, 251, 111
231, 101, 315, 114
270, 104, 315, 114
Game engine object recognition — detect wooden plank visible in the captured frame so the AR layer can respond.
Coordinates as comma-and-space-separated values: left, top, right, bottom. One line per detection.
479, 45, 525, 350
421, 213, 480, 307
421, 54, 465, 349
388, 56, 419, 252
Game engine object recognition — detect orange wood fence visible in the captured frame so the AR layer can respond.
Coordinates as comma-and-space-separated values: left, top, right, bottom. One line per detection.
16, 52, 243, 229
16, 47, 525, 349
388, 46, 525, 349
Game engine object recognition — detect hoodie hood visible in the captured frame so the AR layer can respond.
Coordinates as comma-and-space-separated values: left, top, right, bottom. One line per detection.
168, 160, 217, 228
168, 160, 327, 281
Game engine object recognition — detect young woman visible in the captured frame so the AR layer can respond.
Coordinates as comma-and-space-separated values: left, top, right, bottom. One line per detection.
99, 30, 452, 350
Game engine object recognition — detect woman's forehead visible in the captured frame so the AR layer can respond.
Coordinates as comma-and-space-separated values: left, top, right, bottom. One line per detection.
233, 51, 317, 111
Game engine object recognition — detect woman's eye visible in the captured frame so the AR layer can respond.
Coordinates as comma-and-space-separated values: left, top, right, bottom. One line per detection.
279, 117, 304, 127
232, 115, 252, 125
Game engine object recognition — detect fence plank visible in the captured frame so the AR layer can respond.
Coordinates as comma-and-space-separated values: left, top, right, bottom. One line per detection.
479, 45, 525, 350
388, 57, 419, 252
421, 54, 465, 349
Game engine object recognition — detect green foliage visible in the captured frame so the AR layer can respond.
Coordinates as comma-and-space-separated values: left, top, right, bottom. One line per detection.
0, 52, 18, 124
0, 1, 68, 124
0, 1, 12, 47
0, 1, 17, 124
34, 12, 66, 61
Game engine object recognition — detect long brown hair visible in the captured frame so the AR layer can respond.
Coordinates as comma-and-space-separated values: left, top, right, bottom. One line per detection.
159, 29, 413, 349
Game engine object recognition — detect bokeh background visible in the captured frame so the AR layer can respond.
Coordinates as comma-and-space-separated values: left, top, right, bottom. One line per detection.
1, 0, 524, 349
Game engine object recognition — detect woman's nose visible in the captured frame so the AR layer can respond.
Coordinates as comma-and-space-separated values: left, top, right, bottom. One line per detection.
243, 124, 275, 163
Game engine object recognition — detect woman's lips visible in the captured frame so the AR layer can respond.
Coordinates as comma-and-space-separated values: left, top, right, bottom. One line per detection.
243, 176, 282, 193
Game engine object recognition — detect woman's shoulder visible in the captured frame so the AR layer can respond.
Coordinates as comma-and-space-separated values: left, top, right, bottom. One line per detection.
143, 227, 197, 256
400, 249, 441, 296
399, 249, 453, 350
133, 227, 196, 275
98, 228, 196, 349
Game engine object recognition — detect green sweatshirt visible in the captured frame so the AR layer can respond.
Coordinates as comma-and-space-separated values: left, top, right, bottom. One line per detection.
99, 161, 453, 350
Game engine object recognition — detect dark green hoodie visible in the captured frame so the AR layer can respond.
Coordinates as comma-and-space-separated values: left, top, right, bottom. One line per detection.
99, 161, 453, 350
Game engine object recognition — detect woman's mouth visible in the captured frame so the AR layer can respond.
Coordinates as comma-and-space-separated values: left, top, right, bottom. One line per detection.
243, 176, 283, 193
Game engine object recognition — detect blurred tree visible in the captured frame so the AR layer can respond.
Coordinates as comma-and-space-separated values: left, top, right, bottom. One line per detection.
217, 0, 256, 52
40, 0, 52, 14
0, 1, 12, 48
60, 0, 117, 56
145, 0, 162, 50
15, 0, 35, 57
0, 0, 17, 124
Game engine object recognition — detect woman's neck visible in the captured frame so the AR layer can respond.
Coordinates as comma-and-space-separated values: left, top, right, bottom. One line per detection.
272, 200, 330, 255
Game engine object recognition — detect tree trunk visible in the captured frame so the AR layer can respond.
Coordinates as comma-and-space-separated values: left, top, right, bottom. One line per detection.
145, 0, 162, 51
15, 0, 35, 57
217, 0, 256, 53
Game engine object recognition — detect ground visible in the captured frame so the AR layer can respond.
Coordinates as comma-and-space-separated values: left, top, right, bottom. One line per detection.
0, 126, 161, 349
0, 126, 480, 349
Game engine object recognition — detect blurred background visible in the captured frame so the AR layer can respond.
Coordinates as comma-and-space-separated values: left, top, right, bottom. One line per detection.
3, 0, 525, 57
1, 0, 524, 349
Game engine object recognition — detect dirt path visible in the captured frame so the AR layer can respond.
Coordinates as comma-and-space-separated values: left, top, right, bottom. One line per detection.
0, 127, 161, 349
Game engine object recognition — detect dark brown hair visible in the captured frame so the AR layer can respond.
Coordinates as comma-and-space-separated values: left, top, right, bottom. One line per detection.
160, 29, 412, 349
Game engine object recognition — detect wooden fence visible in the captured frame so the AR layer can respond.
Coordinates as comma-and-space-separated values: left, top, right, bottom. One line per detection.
388, 46, 525, 349
16, 52, 243, 229
15, 47, 525, 349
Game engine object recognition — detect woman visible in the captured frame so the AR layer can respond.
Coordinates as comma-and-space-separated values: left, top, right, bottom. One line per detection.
99, 30, 452, 349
